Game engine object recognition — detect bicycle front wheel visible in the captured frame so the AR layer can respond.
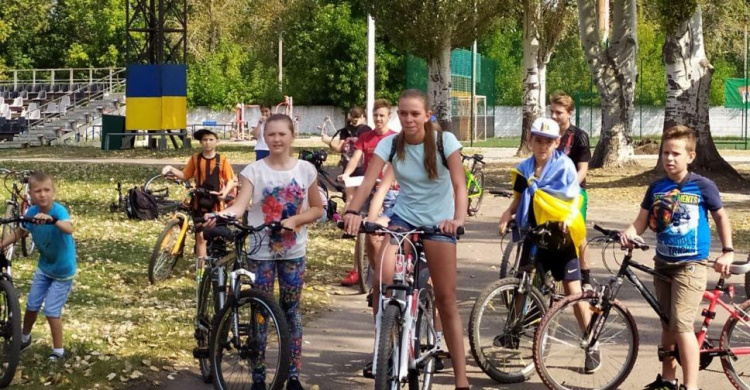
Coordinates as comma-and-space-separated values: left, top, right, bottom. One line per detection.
499, 239, 522, 279
148, 217, 183, 284
210, 289, 291, 390
1, 205, 17, 262
355, 232, 369, 294
195, 271, 214, 383
533, 291, 638, 390
376, 304, 402, 390
720, 299, 750, 389
0, 279, 21, 388
468, 278, 546, 383
467, 168, 484, 216
409, 286, 435, 390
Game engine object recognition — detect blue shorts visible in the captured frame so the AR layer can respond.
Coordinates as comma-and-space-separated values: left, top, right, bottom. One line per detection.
382, 190, 398, 218
26, 269, 73, 318
388, 213, 457, 244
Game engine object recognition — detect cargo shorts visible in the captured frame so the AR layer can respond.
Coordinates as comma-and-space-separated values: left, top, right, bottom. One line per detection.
653, 258, 708, 333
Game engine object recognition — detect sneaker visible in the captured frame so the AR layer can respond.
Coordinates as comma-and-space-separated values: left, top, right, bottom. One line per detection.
286, 377, 304, 390
20, 335, 31, 353
363, 361, 374, 379
366, 291, 373, 308
584, 347, 601, 373
251, 382, 267, 390
340, 269, 360, 286
643, 374, 677, 390
48, 352, 65, 362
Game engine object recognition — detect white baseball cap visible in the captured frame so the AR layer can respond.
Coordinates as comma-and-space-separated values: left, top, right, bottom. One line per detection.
531, 117, 561, 139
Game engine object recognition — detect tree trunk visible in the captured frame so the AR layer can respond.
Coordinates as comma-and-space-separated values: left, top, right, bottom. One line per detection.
577, 0, 637, 168
427, 35, 452, 133
660, 6, 740, 177
518, 0, 543, 157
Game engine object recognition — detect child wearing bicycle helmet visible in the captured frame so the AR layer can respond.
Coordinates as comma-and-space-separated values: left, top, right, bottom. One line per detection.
0, 172, 76, 362
206, 114, 324, 390
620, 125, 734, 390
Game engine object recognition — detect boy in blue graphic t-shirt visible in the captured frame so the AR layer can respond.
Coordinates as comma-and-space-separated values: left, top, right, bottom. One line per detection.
620, 125, 734, 390
0, 172, 76, 361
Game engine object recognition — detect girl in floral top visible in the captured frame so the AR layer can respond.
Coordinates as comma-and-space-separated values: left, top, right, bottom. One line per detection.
208, 114, 324, 390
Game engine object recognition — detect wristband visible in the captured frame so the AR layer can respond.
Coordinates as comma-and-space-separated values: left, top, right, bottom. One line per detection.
344, 210, 359, 216
722, 247, 734, 253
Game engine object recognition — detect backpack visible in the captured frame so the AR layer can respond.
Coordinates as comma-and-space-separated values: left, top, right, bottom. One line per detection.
388, 132, 448, 168
126, 186, 159, 220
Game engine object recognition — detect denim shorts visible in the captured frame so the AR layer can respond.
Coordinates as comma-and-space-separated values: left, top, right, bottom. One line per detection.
26, 269, 73, 318
388, 213, 457, 244
382, 190, 398, 218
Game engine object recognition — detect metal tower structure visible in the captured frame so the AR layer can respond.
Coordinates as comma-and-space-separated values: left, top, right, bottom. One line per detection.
126, 0, 187, 64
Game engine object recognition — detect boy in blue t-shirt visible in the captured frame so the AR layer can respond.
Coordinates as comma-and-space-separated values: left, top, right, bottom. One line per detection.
0, 172, 76, 361
620, 125, 734, 390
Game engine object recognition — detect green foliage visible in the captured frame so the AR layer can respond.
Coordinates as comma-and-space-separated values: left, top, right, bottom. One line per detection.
480, 22, 523, 106
654, 0, 698, 34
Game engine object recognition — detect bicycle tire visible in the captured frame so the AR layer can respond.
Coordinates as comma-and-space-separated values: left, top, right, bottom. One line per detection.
720, 298, 750, 389
468, 278, 546, 383
375, 304, 402, 390
745, 272, 750, 300
196, 271, 214, 383
148, 217, 184, 284
499, 238, 522, 279
1, 205, 16, 262
210, 289, 291, 390
409, 286, 436, 390
533, 291, 638, 390
0, 279, 21, 388
355, 232, 368, 294
467, 167, 485, 216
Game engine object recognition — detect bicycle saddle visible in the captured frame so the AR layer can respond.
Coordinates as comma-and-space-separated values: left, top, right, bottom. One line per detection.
728, 260, 750, 275
473, 154, 484, 162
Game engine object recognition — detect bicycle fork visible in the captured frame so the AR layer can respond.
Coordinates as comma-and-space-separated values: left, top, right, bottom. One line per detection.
228, 268, 256, 346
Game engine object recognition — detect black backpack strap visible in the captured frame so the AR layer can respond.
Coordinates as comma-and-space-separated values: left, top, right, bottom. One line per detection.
437, 131, 448, 169
388, 135, 398, 163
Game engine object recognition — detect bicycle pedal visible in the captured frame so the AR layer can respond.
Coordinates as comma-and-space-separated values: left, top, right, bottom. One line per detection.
434, 350, 451, 360
192, 347, 209, 359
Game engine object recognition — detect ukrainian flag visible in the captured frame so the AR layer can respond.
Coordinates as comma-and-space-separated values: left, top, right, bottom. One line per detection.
126, 64, 187, 131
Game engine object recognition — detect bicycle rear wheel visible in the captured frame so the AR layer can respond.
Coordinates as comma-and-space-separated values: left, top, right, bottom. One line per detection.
720, 299, 750, 389
210, 289, 291, 390
355, 232, 369, 294
375, 304, 402, 390
0, 279, 21, 388
409, 286, 435, 390
499, 238, 522, 279
148, 217, 184, 284
533, 291, 638, 390
468, 278, 546, 383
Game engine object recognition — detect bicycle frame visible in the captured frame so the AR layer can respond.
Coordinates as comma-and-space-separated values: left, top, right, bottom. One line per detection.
463, 155, 484, 199
170, 210, 191, 256
592, 250, 750, 360
373, 229, 437, 382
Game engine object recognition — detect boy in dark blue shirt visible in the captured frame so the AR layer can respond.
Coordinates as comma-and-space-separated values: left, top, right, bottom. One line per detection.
620, 125, 734, 390
0, 172, 76, 361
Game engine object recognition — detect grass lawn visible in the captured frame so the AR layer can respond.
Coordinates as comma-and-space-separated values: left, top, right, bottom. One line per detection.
0, 161, 353, 389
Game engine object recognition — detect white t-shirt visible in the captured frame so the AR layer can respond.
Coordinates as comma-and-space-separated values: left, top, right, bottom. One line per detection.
250, 119, 269, 151
374, 131, 462, 227
241, 159, 317, 260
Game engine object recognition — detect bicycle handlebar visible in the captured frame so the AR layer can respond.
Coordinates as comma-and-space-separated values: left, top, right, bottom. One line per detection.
209, 214, 289, 234
594, 224, 649, 250
336, 221, 464, 237
0, 216, 57, 225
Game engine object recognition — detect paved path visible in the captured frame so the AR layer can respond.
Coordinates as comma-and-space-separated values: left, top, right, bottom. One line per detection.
158, 194, 747, 390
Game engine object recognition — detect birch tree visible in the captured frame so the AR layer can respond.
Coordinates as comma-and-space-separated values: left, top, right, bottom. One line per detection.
578, 0, 638, 168
517, 0, 574, 156
657, 2, 740, 175
362, 0, 506, 132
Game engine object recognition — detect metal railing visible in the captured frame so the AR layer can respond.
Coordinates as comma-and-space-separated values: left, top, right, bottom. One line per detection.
0, 67, 126, 90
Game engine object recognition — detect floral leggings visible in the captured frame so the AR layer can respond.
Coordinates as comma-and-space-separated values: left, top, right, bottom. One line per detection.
249, 257, 305, 381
